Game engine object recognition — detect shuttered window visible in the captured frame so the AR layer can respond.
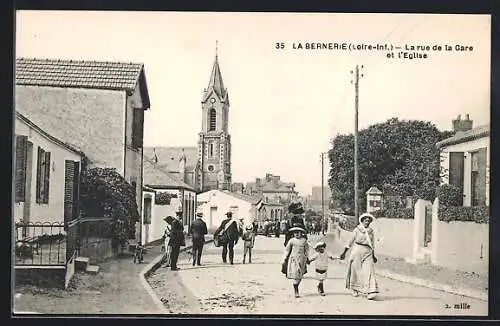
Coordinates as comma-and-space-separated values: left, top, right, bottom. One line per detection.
36, 147, 51, 204
449, 152, 464, 205
64, 160, 81, 223
15, 135, 28, 202
131, 109, 144, 149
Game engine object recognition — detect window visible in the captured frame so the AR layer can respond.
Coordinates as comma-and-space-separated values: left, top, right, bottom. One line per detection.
143, 197, 152, 224
36, 146, 51, 204
369, 200, 381, 208
209, 108, 216, 131
209, 143, 214, 158
64, 160, 81, 223
132, 109, 144, 149
15, 135, 28, 202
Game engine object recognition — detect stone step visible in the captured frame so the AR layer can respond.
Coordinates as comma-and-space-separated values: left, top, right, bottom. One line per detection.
86, 265, 99, 275
75, 256, 90, 272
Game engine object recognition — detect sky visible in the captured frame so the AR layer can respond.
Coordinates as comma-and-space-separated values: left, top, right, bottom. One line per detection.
15, 11, 490, 195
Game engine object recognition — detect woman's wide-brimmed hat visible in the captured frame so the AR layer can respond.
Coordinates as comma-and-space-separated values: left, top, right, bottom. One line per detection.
359, 212, 375, 224
288, 226, 306, 233
314, 241, 327, 249
288, 202, 305, 215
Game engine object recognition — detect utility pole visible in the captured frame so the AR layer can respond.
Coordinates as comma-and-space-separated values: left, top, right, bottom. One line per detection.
320, 152, 327, 235
351, 65, 363, 220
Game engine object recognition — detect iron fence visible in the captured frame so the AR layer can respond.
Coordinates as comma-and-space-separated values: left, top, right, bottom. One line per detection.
14, 221, 67, 266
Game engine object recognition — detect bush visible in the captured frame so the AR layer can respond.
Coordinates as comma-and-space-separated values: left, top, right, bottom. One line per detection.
373, 208, 413, 219
79, 167, 140, 249
155, 192, 177, 205
436, 184, 462, 206
439, 205, 489, 224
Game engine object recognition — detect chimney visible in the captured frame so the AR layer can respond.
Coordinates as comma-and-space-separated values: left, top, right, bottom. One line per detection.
256, 178, 261, 187
273, 175, 280, 186
266, 173, 272, 182
452, 113, 473, 133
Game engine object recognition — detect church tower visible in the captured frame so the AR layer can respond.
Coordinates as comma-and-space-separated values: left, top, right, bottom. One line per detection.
197, 44, 232, 192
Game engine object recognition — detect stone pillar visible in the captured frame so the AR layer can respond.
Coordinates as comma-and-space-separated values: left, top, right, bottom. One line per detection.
412, 199, 426, 257
430, 197, 440, 265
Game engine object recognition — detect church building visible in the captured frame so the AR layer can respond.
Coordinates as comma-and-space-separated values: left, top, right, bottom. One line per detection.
143, 47, 232, 193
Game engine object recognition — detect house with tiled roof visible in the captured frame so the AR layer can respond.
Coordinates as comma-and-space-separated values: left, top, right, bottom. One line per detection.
244, 173, 298, 204
15, 57, 151, 234
436, 114, 489, 207
141, 159, 196, 244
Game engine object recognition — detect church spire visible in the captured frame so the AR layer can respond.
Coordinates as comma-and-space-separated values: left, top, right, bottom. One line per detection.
207, 40, 226, 98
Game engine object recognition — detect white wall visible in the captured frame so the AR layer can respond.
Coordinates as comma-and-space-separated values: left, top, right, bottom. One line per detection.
141, 188, 183, 244
198, 190, 254, 230
14, 117, 82, 225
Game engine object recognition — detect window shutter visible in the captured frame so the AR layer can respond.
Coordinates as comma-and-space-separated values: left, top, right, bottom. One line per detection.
36, 147, 44, 203
73, 161, 80, 219
64, 160, 75, 223
15, 135, 28, 202
44, 151, 51, 203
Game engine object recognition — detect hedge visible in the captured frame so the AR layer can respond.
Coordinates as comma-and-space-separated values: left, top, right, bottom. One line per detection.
155, 192, 178, 206
438, 205, 489, 224
373, 208, 413, 219
436, 184, 462, 206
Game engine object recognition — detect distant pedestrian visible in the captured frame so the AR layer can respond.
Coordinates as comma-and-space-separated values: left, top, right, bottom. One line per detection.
242, 224, 256, 264
252, 221, 259, 235
281, 225, 309, 298
339, 212, 379, 300
307, 241, 338, 296
160, 215, 173, 267
214, 212, 240, 264
169, 208, 186, 271
274, 220, 280, 238
189, 211, 208, 266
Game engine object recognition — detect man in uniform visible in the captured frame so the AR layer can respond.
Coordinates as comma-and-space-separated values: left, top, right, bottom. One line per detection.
214, 212, 240, 264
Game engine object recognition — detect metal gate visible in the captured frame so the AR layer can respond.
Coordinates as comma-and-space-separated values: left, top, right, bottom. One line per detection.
424, 205, 432, 247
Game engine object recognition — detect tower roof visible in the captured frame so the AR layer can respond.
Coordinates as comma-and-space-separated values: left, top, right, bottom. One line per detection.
205, 44, 227, 101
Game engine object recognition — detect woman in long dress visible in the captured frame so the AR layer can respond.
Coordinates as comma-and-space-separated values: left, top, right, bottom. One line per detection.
281, 226, 310, 298
339, 212, 379, 300
161, 216, 173, 267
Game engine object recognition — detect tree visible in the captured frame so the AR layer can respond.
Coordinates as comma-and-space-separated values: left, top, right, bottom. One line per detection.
328, 118, 453, 213
79, 167, 140, 250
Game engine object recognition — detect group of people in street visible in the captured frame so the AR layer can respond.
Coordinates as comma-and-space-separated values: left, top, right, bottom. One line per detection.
281, 202, 379, 300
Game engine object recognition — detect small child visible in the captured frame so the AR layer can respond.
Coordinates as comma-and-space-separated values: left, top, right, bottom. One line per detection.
242, 224, 255, 264
307, 241, 338, 296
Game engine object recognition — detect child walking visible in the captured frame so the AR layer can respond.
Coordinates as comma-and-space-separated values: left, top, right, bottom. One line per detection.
242, 224, 255, 263
281, 226, 309, 298
307, 241, 338, 296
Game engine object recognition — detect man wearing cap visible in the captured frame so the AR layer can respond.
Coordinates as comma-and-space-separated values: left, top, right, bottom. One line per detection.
169, 208, 186, 271
189, 211, 208, 266
214, 211, 240, 264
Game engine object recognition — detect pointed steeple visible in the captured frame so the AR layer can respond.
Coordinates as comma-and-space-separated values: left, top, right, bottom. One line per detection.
207, 41, 226, 99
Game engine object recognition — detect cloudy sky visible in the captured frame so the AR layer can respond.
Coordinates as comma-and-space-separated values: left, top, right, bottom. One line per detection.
16, 11, 490, 195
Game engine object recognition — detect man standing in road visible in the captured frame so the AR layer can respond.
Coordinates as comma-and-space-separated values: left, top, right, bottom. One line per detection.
189, 211, 208, 266
214, 211, 240, 264
169, 207, 186, 271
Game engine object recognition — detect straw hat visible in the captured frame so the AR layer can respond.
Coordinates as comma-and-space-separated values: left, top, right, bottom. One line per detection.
288, 226, 306, 233
196, 211, 203, 218
359, 212, 375, 224
314, 241, 327, 249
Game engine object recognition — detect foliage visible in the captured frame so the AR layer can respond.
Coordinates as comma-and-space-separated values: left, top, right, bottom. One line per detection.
436, 184, 463, 206
328, 118, 452, 212
372, 208, 414, 219
154, 192, 178, 205
338, 215, 358, 232
79, 167, 139, 248
438, 205, 489, 224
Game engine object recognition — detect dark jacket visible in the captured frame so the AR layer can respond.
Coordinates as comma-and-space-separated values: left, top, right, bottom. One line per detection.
169, 218, 185, 247
215, 218, 240, 243
189, 218, 208, 241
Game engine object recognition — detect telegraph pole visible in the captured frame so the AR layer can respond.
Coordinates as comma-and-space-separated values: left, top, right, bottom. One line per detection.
351, 65, 363, 220
321, 152, 326, 235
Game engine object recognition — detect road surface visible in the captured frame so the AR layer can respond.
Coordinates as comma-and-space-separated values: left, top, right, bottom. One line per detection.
158, 234, 487, 315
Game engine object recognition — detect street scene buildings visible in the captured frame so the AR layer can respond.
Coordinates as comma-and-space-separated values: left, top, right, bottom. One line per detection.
13, 11, 490, 316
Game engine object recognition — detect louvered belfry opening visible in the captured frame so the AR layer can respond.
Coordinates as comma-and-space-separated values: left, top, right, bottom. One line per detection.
209, 108, 216, 131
